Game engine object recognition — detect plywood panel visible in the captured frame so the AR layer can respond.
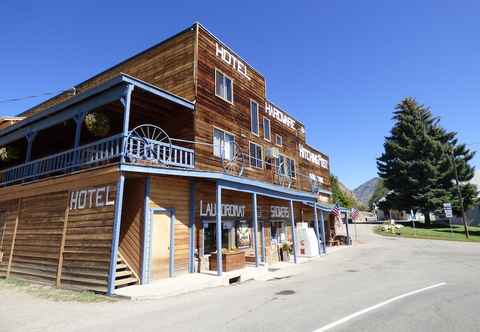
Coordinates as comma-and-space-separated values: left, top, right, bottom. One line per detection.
149, 176, 190, 275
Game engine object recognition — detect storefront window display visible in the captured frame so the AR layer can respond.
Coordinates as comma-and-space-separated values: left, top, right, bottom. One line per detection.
203, 220, 252, 254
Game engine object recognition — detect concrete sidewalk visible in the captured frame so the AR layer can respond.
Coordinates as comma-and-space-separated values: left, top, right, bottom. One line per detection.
115, 245, 353, 301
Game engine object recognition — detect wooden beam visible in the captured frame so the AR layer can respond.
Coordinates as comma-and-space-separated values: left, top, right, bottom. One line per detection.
215, 183, 222, 276
6, 199, 22, 277
56, 191, 70, 287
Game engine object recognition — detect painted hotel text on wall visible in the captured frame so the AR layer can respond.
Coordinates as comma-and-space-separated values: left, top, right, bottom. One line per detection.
215, 43, 251, 80
70, 186, 115, 210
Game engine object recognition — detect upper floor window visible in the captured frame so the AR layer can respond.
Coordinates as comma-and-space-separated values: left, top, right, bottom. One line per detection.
287, 158, 296, 178
263, 117, 271, 141
250, 100, 259, 136
249, 142, 263, 168
276, 155, 296, 178
215, 69, 233, 103
275, 134, 283, 147
213, 128, 235, 160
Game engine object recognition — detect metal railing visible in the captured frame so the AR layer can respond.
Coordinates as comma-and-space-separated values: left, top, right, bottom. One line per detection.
0, 133, 195, 186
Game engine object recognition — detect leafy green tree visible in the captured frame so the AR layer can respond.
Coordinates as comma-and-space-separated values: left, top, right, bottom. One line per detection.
330, 175, 356, 208
377, 98, 477, 224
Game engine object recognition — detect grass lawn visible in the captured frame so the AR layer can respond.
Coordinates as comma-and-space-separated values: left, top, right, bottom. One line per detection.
0, 278, 116, 303
375, 224, 480, 243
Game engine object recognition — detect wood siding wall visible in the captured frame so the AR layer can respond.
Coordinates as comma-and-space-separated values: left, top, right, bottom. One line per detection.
119, 177, 146, 277
0, 167, 119, 292
194, 26, 331, 194
149, 176, 190, 275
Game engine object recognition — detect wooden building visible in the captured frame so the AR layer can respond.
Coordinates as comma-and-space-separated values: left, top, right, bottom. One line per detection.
0, 23, 342, 295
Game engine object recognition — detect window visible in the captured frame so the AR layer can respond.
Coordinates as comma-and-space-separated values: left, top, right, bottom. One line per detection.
249, 142, 263, 168
215, 69, 233, 103
213, 128, 235, 160
250, 100, 259, 135
275, 134, 283, 147
276, 154, 287, 176
263, 117, 271, 141
287, 158, 296, 178
276, 155, 296, 178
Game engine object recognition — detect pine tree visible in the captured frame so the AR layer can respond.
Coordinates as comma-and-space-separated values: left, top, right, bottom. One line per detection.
376, 97, 476, 225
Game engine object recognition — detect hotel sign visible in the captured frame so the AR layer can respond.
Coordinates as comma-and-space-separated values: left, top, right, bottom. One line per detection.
299, 144, 329, 169
215, 43, 251, 80
70, 186, 115, 210
265, 102, 296, 130
200, 200, 246, 218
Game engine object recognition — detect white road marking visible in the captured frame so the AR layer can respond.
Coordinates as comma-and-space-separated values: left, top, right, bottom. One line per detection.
312, 282, 447, 332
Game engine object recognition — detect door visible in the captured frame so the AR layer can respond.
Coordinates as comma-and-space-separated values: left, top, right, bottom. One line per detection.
150, 210, 172, 280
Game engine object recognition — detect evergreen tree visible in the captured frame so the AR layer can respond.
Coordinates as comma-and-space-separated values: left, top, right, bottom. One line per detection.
377, 98, 477, 224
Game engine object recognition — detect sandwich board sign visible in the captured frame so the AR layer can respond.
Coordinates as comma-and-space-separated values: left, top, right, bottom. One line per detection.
443, 203, 453, 218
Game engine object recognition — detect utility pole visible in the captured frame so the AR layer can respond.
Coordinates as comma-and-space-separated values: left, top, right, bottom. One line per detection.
448, 150, 470, 239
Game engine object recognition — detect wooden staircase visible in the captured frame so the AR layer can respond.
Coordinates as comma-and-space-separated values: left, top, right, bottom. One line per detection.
115, 254, 139, 289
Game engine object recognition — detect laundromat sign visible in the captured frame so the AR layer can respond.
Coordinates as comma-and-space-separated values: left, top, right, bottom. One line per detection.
69, 186, 115, 210
200, 200, 246, 218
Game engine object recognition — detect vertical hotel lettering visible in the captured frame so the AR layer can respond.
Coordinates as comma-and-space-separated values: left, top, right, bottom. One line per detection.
215, 43, 251, 80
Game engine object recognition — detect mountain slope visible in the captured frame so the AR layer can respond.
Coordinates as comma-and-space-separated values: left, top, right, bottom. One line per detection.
353, 177, 380, 206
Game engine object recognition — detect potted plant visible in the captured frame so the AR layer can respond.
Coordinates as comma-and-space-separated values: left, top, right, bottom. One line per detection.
84, 112, 110, 137
0, 146, 20, 162
280, 242, 293, 262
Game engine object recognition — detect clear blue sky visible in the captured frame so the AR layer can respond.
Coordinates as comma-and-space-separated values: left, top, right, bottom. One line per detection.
1, 1, 479, 189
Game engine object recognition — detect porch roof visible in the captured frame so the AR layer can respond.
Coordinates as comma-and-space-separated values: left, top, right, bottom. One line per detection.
120, 163, 330, 203
0, 74, 194, 146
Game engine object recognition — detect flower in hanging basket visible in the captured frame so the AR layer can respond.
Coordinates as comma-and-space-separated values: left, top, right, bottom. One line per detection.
0, 146, 20, 162
84, 112, 110, 137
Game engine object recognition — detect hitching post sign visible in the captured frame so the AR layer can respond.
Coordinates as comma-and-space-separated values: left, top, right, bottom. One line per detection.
70, 186, 115, 210
443, 203, 453, 218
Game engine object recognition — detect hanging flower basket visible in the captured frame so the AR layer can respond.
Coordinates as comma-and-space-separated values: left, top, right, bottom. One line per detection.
0, 146, 20, 162
84, 112, 110, 137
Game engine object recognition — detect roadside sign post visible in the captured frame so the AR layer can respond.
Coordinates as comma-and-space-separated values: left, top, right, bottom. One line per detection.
410, 209, 417, 237
443, 203, 454, 237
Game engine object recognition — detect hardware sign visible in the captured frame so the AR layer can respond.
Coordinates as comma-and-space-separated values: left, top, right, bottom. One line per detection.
265, 102, 296, 129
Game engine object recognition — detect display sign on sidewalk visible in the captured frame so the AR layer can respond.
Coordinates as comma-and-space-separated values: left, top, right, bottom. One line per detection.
443, 203, 453, 218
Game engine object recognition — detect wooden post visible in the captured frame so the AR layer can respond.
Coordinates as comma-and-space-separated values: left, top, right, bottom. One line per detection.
188, 180, 197, 273
319, 210, 327, 254
313, 203, 321, 256
6, 199, 22, 278
252, 193, 259, 267
107, 175, 125, 296
215, 183, 222, 276
141, 176, 151, 284
56, 191, 71, 287
289, 200, 298, 264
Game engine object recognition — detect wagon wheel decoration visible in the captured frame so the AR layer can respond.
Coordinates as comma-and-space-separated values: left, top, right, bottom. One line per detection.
126, 124, 172, 164
222, 142, 246, 177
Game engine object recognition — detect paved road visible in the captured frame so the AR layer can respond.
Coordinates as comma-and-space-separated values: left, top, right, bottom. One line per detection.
1, 225, 479, 332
